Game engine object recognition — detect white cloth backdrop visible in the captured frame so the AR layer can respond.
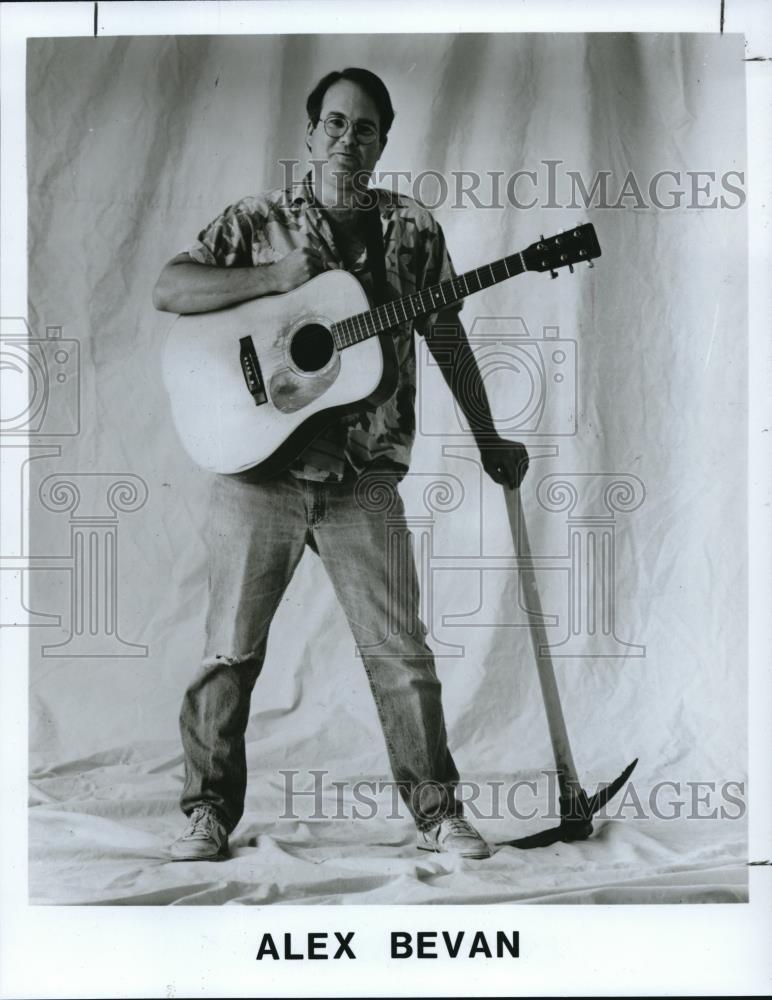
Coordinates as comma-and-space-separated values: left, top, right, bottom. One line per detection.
25, 33, 747, 904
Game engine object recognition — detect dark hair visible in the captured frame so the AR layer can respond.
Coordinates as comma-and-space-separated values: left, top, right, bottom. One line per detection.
306, 68, 395, 140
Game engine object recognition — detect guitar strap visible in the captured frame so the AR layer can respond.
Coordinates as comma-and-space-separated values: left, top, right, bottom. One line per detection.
362, 197, 388, 306
360, 196, 400, 478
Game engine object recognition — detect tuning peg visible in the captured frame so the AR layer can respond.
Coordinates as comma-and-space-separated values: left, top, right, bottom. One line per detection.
587, 260, 594, 269
550, 269, 558, 279
568, 263, 574, 274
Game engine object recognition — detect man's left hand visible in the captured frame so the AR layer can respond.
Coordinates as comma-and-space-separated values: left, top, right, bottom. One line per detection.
479, 439, 530, 489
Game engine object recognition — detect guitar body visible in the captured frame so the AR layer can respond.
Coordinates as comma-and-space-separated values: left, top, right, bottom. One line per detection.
162, 270, 398, 476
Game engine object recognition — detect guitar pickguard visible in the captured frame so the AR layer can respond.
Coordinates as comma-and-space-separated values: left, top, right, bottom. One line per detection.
269, 357, 341, 414
267, 318, 342, 414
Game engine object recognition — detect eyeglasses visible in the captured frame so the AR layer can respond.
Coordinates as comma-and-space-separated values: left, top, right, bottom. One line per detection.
320, 113, 379, 145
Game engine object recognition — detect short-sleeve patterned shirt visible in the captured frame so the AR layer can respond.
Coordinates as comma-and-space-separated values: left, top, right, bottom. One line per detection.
183, 171, 462, 482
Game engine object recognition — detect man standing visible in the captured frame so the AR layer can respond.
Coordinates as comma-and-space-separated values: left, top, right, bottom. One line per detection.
153, 68, 528, 861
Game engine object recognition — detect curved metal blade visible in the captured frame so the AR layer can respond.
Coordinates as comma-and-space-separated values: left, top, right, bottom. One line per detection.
585, 758, 638, 816
503, 818, 593, 850
499, 759, 639, 850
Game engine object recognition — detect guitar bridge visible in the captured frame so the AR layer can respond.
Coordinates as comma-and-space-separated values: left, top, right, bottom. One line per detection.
239, 336, 267, 405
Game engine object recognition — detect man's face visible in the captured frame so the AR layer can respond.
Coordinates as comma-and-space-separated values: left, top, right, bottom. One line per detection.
306, 79, 387, 192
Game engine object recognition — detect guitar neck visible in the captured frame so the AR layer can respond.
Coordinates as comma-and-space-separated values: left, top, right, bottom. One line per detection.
331, 250, 526, 349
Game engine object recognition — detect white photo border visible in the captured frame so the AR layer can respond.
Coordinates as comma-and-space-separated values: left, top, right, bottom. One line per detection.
1, 1, 770, 997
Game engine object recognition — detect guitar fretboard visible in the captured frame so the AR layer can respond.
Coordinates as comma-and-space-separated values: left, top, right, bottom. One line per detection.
331, 251, 525, 349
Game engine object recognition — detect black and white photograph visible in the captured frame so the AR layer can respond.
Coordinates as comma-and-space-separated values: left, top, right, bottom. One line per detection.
1, 1, 770, 996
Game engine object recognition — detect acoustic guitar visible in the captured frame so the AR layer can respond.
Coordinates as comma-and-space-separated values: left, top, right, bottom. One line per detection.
162, 224, 601, 476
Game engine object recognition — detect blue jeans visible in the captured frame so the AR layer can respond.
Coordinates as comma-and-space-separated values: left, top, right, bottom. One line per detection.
179, 468, 462, 833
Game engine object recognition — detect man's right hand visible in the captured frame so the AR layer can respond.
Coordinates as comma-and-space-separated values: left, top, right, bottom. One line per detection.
272, 247, 326, 293
152, 246, 327, 315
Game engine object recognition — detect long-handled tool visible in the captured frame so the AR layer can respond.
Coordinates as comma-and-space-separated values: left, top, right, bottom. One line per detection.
501, 485, 638, 849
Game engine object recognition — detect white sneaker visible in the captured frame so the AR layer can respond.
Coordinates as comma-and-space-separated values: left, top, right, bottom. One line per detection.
169, 804, 229, 861
417, 816, 492, 859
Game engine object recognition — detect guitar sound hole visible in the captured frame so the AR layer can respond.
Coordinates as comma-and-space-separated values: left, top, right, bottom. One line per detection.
290, 324, 335, 373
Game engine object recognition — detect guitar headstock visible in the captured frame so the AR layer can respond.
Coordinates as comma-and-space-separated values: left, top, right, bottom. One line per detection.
523, 223, 602, 276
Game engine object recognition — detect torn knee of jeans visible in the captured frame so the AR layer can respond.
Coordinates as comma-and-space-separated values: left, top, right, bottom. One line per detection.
202, 650, 259, 669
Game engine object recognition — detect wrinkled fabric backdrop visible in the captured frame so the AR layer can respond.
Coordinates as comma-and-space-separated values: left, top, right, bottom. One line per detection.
25, 33, 747, 904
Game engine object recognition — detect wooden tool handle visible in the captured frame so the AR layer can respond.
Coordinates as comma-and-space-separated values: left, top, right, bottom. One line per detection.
502, 486, 582, 794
